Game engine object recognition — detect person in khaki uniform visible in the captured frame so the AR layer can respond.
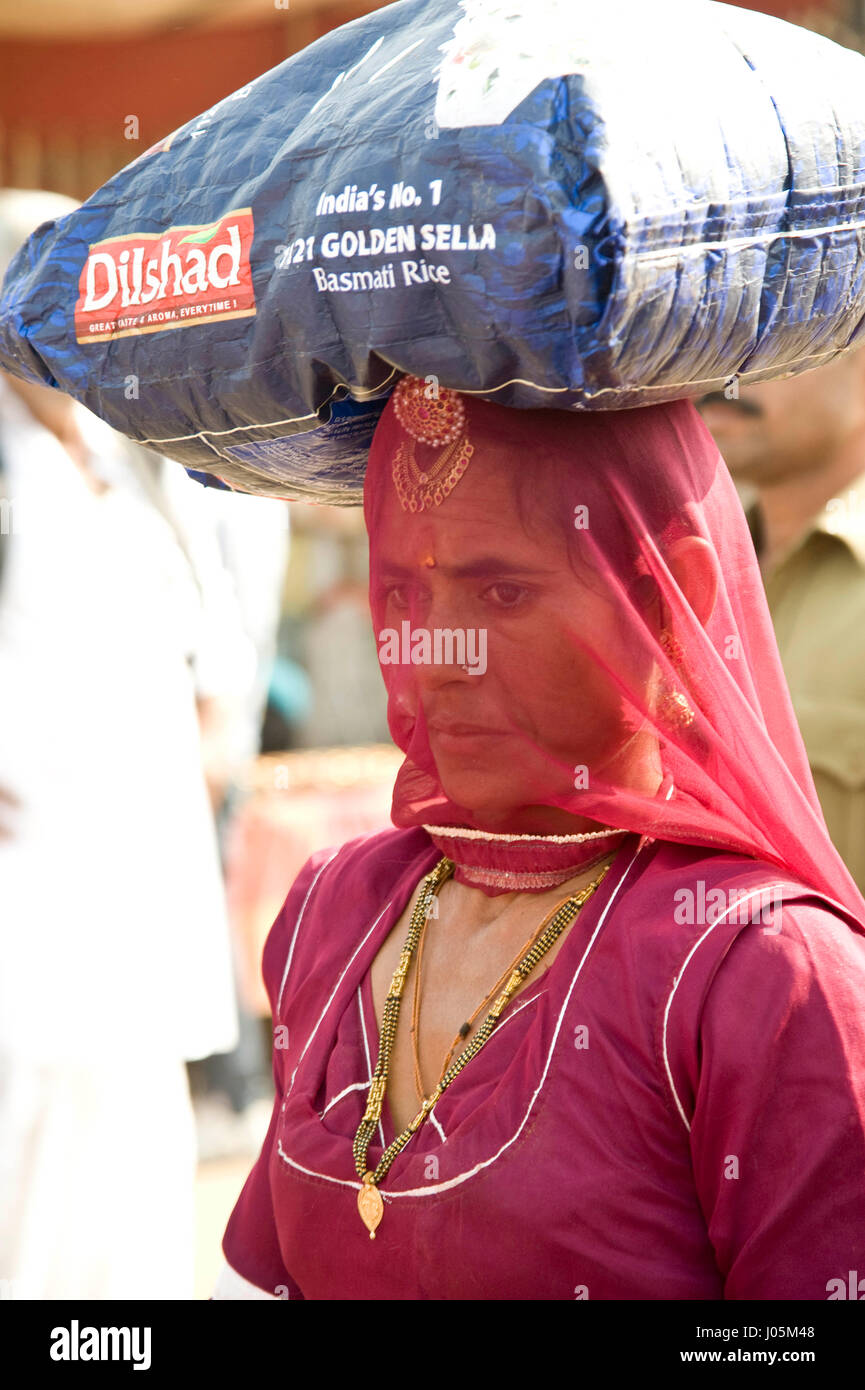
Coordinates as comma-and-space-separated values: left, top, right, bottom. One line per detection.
699, 344, 865, 894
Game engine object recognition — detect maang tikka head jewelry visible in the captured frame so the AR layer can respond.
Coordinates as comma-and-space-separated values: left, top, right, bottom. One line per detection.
391, 374, 475, 513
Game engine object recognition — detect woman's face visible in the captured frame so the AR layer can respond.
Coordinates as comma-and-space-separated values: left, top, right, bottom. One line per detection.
370, 449, 654, 826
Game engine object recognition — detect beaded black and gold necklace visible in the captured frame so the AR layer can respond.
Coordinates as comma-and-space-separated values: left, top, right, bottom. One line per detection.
353, 854, 612, 1238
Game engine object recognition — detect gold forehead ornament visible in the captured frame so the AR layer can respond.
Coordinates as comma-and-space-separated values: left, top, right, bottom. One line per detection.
391, 375, 474, 513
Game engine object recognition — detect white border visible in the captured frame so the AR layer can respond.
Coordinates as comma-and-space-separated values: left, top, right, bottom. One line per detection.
658, 883, 843, 1132
285, 898, 395, 1094
135, 350, 854, 453
276, 848, 342, 1016
275, 840, 643, 1196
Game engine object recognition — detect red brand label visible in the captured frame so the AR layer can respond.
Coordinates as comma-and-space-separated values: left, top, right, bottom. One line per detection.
74, 208, 256, 343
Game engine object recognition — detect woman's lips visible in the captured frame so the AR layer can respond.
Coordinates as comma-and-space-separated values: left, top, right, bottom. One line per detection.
426, 719, 506, 744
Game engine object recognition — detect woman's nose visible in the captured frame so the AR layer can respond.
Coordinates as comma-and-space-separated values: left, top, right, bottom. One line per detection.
410, 599, 486, 685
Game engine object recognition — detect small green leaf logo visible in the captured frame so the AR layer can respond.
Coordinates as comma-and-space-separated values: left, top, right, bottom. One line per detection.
179, 222, 222, 246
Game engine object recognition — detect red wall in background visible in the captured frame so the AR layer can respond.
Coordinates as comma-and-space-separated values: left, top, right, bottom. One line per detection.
0, 0, 853, 200
3, 29, 290, 137
0, 5, 389, 198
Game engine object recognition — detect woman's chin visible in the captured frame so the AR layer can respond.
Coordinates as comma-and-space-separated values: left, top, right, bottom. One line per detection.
433, 764, 553, 825
433, 771, 518, 820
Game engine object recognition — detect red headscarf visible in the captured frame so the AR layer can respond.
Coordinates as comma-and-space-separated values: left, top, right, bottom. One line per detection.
364, 377, 865, 917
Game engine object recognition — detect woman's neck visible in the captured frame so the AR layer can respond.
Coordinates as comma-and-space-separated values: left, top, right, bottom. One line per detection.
434, 847, 621, 932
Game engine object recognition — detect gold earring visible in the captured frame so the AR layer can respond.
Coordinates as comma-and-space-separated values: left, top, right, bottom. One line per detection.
660, 688, 696, 729
658, 628, 695, 727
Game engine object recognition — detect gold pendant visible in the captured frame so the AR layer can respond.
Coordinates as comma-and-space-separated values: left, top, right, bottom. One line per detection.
358, 1173, 384, 1240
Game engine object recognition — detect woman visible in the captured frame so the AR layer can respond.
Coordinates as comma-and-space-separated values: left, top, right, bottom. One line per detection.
216, 378, 865, 1300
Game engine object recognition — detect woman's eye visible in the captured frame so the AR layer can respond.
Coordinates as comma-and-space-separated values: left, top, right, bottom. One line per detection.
382, 583, 415, 608
482, 582, 529, 608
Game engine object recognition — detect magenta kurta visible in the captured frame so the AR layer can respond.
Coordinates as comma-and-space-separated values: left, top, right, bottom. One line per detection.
222, 826, 865, 1300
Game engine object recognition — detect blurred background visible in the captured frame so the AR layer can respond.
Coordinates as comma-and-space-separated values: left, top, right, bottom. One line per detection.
3, 0, 863, 205
1, 0, 864, 1300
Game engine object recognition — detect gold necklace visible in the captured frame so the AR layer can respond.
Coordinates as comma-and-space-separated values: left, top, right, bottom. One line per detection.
409, 888, 577, 1102
353, 855, 612, 1239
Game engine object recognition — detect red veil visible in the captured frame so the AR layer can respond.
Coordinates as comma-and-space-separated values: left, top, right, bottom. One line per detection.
364, 379, 865, 919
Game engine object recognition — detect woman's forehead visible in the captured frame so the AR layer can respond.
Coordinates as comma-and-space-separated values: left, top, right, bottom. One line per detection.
372, 490, 570, 572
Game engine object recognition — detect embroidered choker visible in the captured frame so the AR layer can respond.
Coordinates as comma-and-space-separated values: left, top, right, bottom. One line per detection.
422, 822, 630, 895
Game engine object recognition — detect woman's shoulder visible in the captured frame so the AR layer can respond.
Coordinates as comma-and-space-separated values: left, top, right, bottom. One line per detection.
610, 836, 865, 1036
260, 825, 438, 1012
592, 838, 865, 1149
632, 843, 865, 1151
280, 824, 437, 911
628, 836, 865, 938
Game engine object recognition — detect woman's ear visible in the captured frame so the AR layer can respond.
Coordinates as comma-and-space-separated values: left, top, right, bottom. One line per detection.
665, 535, 719, 626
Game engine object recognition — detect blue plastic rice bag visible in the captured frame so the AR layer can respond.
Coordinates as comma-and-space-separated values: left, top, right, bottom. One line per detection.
2, 0, 865, 503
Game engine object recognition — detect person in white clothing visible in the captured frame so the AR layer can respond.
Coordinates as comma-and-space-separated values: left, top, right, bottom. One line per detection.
0, 190, 254, 1299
